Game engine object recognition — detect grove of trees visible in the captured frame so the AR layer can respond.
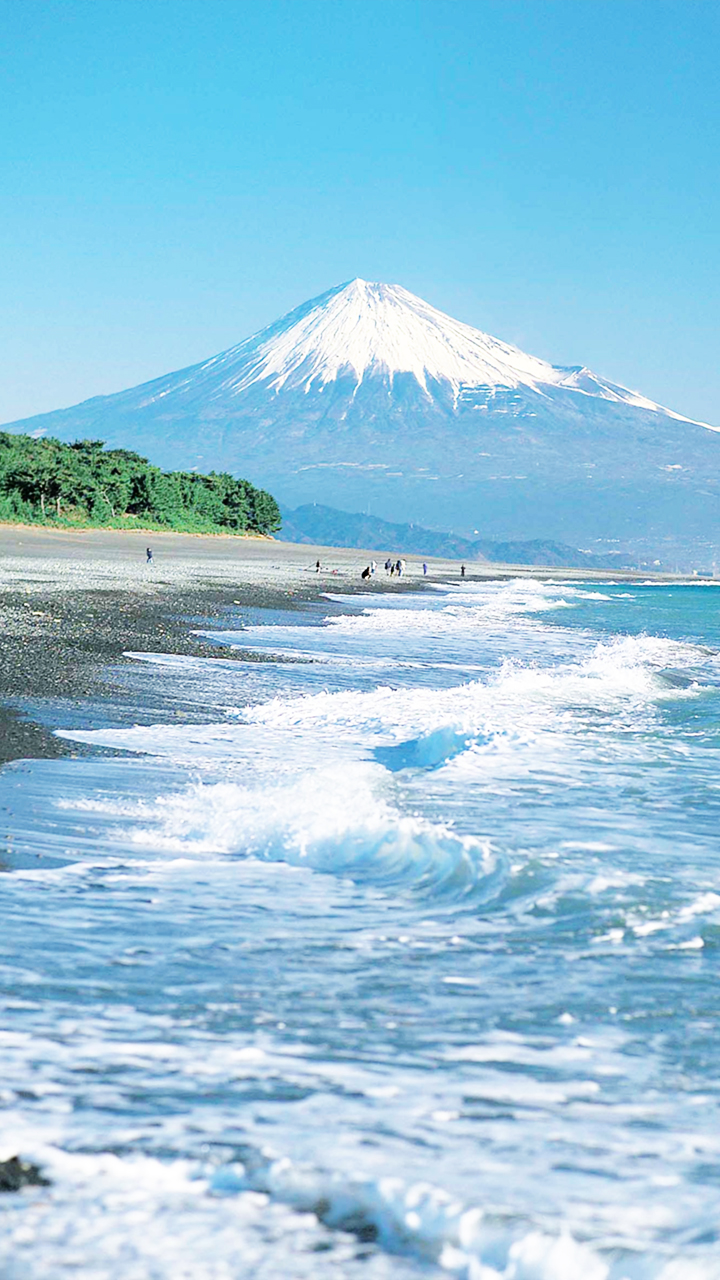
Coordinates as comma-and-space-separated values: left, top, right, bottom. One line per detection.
0, 433, 281, 535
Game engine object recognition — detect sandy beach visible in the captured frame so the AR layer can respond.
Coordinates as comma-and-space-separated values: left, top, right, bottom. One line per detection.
0, 523, 665, 766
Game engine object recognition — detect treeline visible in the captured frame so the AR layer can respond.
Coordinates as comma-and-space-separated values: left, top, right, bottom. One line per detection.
0, 433, 281, 535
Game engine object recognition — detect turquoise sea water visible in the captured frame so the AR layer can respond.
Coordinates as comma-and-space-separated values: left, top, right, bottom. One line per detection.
2, 579, 720, 1278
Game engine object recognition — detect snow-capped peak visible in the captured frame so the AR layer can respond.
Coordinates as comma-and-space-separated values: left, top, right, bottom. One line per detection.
178, 279, 696, 424
198, 278, 563, 396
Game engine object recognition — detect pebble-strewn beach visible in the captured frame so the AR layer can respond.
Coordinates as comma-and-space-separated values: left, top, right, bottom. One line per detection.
0, 524, 650, 765
0, 527, 414, 764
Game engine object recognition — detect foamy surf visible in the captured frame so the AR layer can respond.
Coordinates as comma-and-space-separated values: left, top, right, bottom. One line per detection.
4, 579, 720, 1277
52, 765, 506, 901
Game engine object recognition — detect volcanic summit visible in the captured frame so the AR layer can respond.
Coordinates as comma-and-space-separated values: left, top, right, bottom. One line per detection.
5, 279, 719, 550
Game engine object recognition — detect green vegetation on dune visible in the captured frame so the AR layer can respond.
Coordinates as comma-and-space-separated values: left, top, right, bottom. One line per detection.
0, 433, 281, 535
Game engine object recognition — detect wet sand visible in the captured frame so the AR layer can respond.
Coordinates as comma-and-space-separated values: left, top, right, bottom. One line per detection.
0, 524, 662, 766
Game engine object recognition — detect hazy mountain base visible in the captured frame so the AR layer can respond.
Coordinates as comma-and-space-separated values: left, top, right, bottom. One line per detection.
279, 503, 635, 570
10, 374, 719, 560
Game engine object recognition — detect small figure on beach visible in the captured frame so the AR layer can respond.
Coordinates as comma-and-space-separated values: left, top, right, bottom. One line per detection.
146, 546, 153, 564
423, 562, 428, 576
385, 558, 392, 574
396, 559, 404, 577
370, 560, 377, 575
460, 564, 465, 578
361, 565, 371, 580
315, 559, 321, 572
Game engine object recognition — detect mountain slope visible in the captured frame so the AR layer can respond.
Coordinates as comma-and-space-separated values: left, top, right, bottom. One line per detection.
5, 279, 719, 554
279, 503, 634, 570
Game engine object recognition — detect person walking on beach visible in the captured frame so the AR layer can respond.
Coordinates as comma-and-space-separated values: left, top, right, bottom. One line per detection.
315, 559, 321, 573
385, 558, 392, 574
461, 564, 465, 578
423, 563, 428, 576
146, 546, 153, 565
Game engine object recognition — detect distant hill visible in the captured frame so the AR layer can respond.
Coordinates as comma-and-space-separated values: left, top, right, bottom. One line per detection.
279, 503, 635, 570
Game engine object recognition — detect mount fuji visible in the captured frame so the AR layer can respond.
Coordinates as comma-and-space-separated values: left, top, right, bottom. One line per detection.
5, 279, 719, 554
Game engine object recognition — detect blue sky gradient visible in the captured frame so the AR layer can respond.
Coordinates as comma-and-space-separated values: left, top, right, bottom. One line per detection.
2, 0, 719, 425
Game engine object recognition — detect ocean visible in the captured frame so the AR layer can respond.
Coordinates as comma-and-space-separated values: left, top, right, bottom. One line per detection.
2, 577, 720, 1279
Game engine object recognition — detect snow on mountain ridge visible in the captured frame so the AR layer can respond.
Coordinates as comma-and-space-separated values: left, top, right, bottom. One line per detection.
146, 278, 695, 426
4, 276, 719, 556
190, 278, 559, 396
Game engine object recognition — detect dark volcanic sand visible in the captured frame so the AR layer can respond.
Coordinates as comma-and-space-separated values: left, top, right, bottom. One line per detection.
0, 583, 284, 764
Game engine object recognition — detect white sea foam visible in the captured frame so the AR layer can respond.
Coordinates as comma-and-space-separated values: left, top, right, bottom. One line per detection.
52, 763, 505, 900
0, 1145, 420, 1280
12, 578, 720, 1278
234, 631, 705, 754
2, 1134, 715, 1279
207, 1142, 720, 1280
199, 581, 597, 675
220, 1149, 610, 1279
55, 625, 709, 897
65, 629, 704, 768
205, 583, 716, 695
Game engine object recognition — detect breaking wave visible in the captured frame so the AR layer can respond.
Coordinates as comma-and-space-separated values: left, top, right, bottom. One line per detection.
54, 764, 506, 902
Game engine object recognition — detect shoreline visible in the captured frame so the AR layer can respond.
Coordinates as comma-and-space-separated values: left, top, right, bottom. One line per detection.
0, 524, 686, 768
0, 527, 428, 767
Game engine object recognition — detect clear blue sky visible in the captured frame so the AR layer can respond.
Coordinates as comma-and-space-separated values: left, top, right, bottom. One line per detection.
2, 0, 719, 425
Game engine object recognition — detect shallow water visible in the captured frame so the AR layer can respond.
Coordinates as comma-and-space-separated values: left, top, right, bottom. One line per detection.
3, 579, 720, 1278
